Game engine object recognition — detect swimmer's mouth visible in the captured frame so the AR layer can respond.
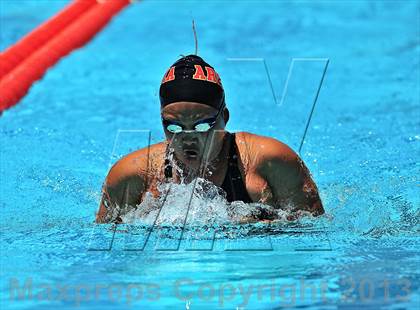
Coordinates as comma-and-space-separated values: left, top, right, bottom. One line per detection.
183, 149, 199, 158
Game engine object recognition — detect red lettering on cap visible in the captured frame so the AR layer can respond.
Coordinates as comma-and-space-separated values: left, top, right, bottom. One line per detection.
161, 66, 175, 84
192, 65, 207, 81
205, 66, 216, 83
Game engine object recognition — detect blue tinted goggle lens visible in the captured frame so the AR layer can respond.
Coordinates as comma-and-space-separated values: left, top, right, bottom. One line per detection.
162, 103, 224, 134
164, 120, 214, 133
166, 124, 183, 133
194, 122, 212, 132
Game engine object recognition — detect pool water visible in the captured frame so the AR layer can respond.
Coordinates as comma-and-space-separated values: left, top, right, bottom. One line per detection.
1, 0, 419, 309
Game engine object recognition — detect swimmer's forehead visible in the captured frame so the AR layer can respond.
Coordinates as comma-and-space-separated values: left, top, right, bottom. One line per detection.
161, 101, 218, 120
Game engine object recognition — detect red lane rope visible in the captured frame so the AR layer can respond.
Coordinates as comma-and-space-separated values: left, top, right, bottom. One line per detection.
0, 0, 130, 112
0, 0, 97, 80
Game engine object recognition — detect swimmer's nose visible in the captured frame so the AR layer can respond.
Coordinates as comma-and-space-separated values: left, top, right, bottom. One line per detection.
182, 137, 199, 146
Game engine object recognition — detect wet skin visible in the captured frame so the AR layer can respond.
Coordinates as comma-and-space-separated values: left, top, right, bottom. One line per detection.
96, 102, 324, 223
160, 101, 228, 176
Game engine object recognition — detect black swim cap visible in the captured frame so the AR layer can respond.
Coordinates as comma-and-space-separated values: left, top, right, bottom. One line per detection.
159, 55, 225, 109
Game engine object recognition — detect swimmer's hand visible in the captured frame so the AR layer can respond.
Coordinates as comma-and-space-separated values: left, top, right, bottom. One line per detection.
234, 205, 278, 224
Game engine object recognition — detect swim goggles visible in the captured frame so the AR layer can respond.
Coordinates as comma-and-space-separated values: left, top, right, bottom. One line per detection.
162, 103, 225, 134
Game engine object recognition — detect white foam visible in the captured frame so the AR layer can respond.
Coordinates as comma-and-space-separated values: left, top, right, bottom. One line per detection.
121, 178, 297, 225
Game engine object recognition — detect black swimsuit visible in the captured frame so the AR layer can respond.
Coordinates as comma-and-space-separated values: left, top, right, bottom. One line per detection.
164, 133, 253, 203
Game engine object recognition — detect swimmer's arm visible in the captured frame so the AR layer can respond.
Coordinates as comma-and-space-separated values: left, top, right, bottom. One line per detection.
257, 140, 324, 217
96, 162, 146, 223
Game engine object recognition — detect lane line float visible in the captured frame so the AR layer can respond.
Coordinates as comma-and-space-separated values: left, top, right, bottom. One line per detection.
0, 0, 131, 112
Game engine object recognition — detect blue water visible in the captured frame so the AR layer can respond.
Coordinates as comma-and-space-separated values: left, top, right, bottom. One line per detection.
1, 0, 419, 309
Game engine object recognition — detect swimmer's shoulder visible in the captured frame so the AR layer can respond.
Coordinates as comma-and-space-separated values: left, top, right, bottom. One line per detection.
106, 141, 167, 187
234, 131, 299, 167
97, 142, 167, 223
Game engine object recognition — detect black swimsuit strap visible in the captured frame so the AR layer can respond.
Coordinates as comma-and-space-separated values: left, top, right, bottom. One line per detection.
220, 133, 253, 203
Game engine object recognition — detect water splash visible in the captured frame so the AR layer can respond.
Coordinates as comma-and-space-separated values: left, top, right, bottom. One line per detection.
116, 176, 418, 241
121, 178, 301, 226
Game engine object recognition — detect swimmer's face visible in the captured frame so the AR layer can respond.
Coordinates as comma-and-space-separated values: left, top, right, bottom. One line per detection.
161, 101, 228, 169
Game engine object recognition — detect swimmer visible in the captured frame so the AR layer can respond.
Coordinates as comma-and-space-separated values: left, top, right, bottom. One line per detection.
96, 55, 324, 223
